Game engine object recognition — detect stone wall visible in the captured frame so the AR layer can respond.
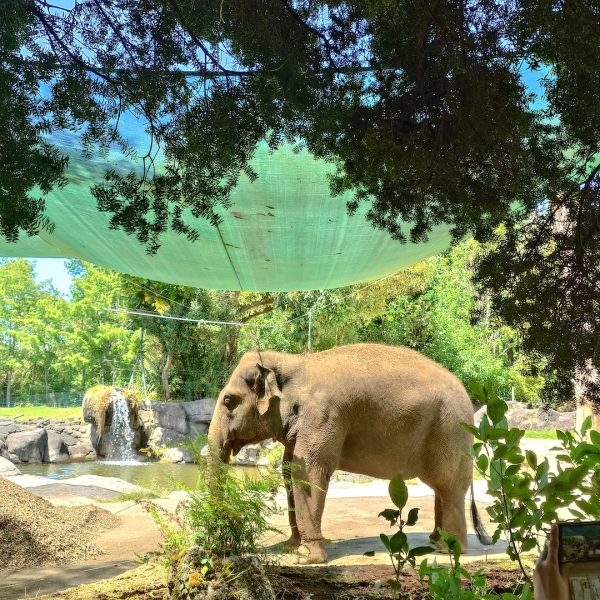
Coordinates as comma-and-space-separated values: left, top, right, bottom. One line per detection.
137, 398, 217, 462
474, 401, 576, 431
0, 417, 95, 464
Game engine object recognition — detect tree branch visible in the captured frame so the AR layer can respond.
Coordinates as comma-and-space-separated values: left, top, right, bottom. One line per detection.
241, 306, 275, 322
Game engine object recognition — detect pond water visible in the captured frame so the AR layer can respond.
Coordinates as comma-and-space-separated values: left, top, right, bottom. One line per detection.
19, 461, 261, 492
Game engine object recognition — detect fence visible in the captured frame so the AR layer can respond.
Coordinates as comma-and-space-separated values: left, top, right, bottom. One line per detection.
4, 391, 84, 408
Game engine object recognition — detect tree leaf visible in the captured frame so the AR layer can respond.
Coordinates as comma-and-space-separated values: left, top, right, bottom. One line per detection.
390, 530, 407, 553
388, 474, 408, 510
406, 507, 419, 526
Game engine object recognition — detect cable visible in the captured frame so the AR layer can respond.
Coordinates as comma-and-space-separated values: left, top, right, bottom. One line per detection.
101, 307, 276, 327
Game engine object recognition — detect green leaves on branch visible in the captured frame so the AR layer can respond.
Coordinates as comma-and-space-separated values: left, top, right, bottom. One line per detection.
469, 381, 600, 582
366, 474, 432, 598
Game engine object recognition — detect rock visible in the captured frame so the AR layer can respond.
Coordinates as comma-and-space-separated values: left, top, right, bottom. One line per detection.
0, 423, 17, 436
232, 444, 259, 466
146, 402, 188, 434
6, 429, 48, 463
474, 401, 576, 431
59, 432, 79, 447
149, 426, 186, 448
161, 447, 194, 464
188, 422, 209, 438
68, 443, 96, 461
0, 456, 21, 476
169, 546, 275, 600
47, 431, 71, 463
182, 399, 217, 424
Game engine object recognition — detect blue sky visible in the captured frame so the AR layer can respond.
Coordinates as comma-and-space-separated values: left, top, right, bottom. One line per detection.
33, 258, 73, 296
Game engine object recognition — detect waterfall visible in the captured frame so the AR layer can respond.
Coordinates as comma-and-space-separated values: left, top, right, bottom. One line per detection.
106, 390, 137, 462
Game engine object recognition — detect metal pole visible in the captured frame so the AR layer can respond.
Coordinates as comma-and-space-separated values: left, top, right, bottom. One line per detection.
308, 311, 312, 353
140, 329, 147, 392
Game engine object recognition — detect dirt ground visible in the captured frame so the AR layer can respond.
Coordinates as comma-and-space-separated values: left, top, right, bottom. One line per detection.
0, 503, 163, 600
1, 485, 513, 599
32, 561, 525, 600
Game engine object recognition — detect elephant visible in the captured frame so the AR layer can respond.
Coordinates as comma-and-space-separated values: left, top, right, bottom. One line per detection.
208, 343, 491, 564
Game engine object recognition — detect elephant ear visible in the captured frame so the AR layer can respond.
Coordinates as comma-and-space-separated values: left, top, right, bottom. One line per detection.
255, 363, 282, 415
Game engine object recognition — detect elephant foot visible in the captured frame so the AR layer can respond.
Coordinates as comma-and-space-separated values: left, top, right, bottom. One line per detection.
283, 533, 302, 550
431, 534, 468, 553
297, 540, 328, 564
267, 534, 302, 554
429, 530, 441, 543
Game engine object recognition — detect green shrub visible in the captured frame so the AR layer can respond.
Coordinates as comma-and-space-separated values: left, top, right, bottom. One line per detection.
147, 441, 282, 565
419, 530, 532, 600
467, 380, 600, 583
365, 474, 434, 598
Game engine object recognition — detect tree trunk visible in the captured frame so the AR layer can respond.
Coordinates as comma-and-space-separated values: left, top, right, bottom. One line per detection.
44, 366, 50, 405
162, 353, 173, 400
225, 330, 239, 364
6, 368, 11, 408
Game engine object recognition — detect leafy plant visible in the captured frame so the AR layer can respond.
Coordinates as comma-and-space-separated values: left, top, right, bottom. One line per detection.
419, 529, 533, 600
365, 474, 432, 597
467, 380, 600, 582
184, 458, 281, 558
146, 440, 282, 570
145, 500, 190, 566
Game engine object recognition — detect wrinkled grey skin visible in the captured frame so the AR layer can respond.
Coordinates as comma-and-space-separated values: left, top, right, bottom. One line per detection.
208, 343, 488, 564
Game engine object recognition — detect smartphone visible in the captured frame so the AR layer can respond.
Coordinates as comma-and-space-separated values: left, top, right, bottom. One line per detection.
558, 521, 600, 564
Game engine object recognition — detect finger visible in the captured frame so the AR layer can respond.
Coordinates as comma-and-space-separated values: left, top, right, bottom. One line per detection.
548, 523, 559, 560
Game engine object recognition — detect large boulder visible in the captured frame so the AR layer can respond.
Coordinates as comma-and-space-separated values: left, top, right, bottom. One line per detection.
0, 456, 20, 476
474, 401, 576, 431
148, 426, 186, 448
145, 402, 188, 434
68, 442, 96, 461
47, 431, 71, 463
169, 546, 275, 600
182, 399, 217, 424
161, 446, 194, 464
6, 429, 48, 463
83, 387, 142, 457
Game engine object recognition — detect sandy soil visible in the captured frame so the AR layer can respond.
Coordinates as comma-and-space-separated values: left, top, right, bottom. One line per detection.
3, 439, 559, 599
0, 486, 506, 599
0, 502, 163, 600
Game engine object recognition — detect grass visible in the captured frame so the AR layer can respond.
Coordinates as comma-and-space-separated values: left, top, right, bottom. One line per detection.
0, 406, 83, 420
523, 429, 557, 439
114, 490, 161, 502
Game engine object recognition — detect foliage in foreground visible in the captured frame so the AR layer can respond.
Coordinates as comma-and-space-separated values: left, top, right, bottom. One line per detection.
369, 378, 600, 598
467, 381, 600, 583
147, 444, 281, 565
369, 474, 531, 600
5, 0, 598, 401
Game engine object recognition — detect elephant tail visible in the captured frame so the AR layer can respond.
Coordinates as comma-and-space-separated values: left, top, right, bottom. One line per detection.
470, 482, 493, 545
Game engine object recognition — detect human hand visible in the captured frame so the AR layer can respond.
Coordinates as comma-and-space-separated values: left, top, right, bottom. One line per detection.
533, 524, 569, 600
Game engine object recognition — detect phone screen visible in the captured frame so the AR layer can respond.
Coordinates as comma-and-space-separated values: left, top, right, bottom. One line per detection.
558, 522, 600, 564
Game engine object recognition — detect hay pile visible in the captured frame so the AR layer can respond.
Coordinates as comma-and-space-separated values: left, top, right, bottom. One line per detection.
0, 477, 120, 568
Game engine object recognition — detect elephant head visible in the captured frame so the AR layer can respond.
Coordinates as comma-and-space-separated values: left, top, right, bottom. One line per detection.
208, 353, 285, 464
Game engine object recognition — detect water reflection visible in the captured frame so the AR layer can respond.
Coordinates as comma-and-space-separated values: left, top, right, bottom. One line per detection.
19, 461, 261, 492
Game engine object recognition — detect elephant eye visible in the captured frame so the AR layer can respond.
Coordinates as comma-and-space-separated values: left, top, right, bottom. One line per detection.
223, 395, 239, 409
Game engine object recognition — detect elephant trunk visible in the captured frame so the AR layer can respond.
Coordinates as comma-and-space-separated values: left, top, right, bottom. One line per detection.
207, 403, 231, 468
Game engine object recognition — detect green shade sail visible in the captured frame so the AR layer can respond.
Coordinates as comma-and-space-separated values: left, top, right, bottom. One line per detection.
0, 143, 452, 291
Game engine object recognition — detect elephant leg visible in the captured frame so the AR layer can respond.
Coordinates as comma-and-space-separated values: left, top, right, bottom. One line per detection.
291, 455, 331, 564
429, 493, 442, 543
438, 487, 469, 550
282, 444, 301, 548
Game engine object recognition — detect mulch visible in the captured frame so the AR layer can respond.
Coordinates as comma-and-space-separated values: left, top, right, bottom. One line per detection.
0, 477, 120, 569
